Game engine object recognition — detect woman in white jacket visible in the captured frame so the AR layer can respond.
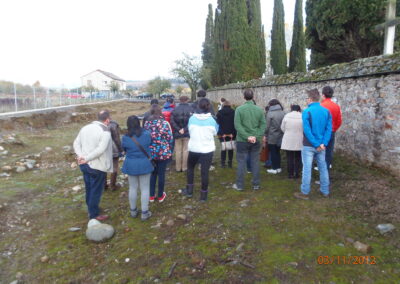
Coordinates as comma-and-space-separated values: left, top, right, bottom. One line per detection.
281, 105, 303, 179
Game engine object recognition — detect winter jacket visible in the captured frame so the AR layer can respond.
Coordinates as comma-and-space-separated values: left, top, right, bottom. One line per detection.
73, 121, 113, 173
162, 102, 175, 124
265, 105, 285, 145
142, 110, 151, 127
144, 118, 173, 160
170, 102, 192, 139
188, 113, 219, 153
280, 111, 303, 151
216, 106, 236, 142
191, 98, 215, 116
109, 120, 123, 158
321, 98, 342, 132
234, 100, 266, 143
121, 130, 154, 176
303, 102, 332, 148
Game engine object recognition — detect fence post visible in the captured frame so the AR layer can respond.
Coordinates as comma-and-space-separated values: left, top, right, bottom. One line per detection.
33, 86, 36, 109
13, 82, 18, 112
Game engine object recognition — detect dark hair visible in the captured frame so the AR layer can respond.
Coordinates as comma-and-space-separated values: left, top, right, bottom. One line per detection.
243, 89, 253, 101
198, 98, 211, 113
98, 110, 110, 122
166, 97, 174, 104
127, 115, 142, 137
322, 86, 334, 98
197, 90, 206, 98
291, 104, 301, 112
148, 104, 163, 120
150, 99, 159, 105
265, 106, 269, 112
307, 89, 320, 102
220, 98, 226, 102
268, 99, 283, 110
179, 95, 189, 103
223, 100, 231, 107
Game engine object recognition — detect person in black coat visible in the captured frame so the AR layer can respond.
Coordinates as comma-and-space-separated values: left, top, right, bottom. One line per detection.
170, 96, 193, 172
216, 100, 236, 168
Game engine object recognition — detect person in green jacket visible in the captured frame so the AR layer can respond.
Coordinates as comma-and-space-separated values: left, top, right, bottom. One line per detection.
232, 89, 266, 191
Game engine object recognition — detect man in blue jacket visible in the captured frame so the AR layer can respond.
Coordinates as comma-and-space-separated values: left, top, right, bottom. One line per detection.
294, 89, 332, 200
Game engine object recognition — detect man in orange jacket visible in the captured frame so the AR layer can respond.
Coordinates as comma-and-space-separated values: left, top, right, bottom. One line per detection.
321, 86, 342, 172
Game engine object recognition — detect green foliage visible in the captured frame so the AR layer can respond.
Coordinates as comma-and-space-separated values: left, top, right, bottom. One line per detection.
109, 81, 120, 94
175, 85, 184, 94
82, 85, 97, 93
202, 4, 214, 66
146, 76, 171, 97
0, 80, 46, 95
305, 0, 388, 69
271, 0, 287, 74
171, 53, 203, 101
289, 0, 306, 73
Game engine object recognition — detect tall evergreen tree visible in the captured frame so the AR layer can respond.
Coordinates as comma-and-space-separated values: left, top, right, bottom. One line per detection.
289, 0, 306, 73
247, 0, 266, 76
270, 0, 287, 75
202, 4, 214, 66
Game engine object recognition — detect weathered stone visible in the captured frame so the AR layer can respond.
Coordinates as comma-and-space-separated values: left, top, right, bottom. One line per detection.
86, 223, 115, 242
72, 185, 81, 192
44, 147, 52, 152
70, 162, 78, 168
177, 214, 187, 221
0, 146, 4, 151
166, 219, 174, 226
1, 165, 12, 172
376, 224, 395, 234
62, 145, 72, 152
15, 166, 26, 173
40, 255, 49, 263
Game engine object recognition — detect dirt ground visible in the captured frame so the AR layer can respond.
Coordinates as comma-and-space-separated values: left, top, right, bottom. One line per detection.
0, 100, 399, 283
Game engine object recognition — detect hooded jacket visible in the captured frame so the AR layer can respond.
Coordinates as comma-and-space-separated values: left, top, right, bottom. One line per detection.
188, 113, 219, 153
265, 104, 285, 145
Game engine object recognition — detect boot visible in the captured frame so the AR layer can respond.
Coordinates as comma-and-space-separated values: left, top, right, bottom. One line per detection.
181, 184, 193, 198
220, 161, 226, 168
110, 173, 120, 191
200, 190, 208, 202
228, 160, 233, 168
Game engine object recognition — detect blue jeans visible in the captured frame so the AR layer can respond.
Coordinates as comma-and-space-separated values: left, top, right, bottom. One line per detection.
325, 132, 335, 170
150, 159, 169, 198
236, 142, 261, 189
246, 154, 252, 172
301, 146, 330, 195
80, 164, 106, 219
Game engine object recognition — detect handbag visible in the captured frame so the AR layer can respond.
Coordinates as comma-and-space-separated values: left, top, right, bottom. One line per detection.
260, 144, 269, 162
221, 134, 235, 151
130, 136, 156, 167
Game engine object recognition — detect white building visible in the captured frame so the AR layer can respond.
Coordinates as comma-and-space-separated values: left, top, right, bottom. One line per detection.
81, 69, 126, 92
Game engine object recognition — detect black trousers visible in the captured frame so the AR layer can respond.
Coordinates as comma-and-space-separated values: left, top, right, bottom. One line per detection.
268, 144, 281, 169
286, 150, 301, 177
221, 150, 234, 163
187, 151, 214, 192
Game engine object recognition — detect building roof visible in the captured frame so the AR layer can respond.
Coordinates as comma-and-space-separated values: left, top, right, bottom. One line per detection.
81, 69, 126, 82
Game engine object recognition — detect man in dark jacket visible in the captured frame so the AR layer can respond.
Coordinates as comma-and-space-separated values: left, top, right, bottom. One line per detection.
105, 119, 123, 191
170, 96, 192, 172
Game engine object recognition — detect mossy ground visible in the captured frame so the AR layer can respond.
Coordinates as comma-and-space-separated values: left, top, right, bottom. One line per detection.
0, 101, 399, 283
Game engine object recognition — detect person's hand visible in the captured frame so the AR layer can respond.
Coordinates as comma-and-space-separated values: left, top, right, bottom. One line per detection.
179, 129, 184, 135
262, 136, 267, 144
247, 136, 256, 143
77, 156, 87, 165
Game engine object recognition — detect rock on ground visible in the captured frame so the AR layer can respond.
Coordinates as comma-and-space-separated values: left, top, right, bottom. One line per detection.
86, 223, 115, 242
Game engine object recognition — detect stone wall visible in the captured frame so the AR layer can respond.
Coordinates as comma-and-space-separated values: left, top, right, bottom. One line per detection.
207, 54, 400, 176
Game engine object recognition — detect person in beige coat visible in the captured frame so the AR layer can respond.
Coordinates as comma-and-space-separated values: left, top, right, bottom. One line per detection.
281, 105, 303, 178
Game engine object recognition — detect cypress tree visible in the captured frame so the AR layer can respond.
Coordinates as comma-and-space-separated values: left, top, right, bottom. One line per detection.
247, 0, 266, 76
270, 0, 287, 75
202, 4, 214, 66
289, 0, 306, 73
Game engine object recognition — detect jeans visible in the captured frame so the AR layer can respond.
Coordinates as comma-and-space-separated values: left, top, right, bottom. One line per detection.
150, 159, 169, 198
175, 138, 189, 171
301, 146, 330, 195
325, 132, 335, 171
80, 164, 106, 219
187, 151, 213, 192
236, 141, 261, 189
128, 174, 151, 212
268, 144, 281, 169
286, 150, 301, 177
246, 154, 252, 172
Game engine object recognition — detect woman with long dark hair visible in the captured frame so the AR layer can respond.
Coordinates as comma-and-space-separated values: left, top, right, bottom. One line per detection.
144, 104, 173, 203
121, 115, 153, 221
217, 100, 236, 168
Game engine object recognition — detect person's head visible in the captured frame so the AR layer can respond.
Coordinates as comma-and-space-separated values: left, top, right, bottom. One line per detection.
291, 104, 301, 112
322, 86, 334, 98
197, 90, 207, 98
149, 104, 163, 120
268, 99, 283, 110
223, 100, 231, 107
220, 97, 226, 104
265, 106, 269, 113
198, 98, 211, 113
307, 89, 320, 103
98, 110, 111, 125
179, 95, 189, 103
126, 115, 142, 137
166, 97, 174, 104
150, 99, 159, 105
243, 89, 254, 101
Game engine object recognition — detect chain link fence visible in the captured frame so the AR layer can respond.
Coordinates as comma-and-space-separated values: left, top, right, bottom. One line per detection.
0, 82, 125, 114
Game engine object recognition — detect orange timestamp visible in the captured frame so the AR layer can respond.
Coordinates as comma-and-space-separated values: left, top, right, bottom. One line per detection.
317, 255, 377, 265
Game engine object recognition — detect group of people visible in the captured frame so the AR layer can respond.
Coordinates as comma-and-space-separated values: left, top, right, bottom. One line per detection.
73, 86, 342, 222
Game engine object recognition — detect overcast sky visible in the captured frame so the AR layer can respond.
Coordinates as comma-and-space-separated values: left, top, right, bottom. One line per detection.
0, 0, 297, 87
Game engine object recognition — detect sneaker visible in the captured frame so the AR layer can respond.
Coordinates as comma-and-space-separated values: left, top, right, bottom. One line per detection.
315, 181, 321, 185
141, 211, 152, 221
209, 165, 215, 171
314, 166, 319, 171
232, 183, 244, 191
130, 208, 139, 218
294, 192, 309, 200
320, 192, 330, 198
158, 192, 167, 203
95, 215, 109, 221
277, 168, 282, 173
149, 196, 155, 202
267, 169, 278, 174
252, 185, 260, 191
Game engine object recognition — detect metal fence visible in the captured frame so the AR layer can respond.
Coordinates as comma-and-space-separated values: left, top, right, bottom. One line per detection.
0, 83, 124, 114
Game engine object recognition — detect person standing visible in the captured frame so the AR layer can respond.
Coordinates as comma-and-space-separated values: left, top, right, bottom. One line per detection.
217, 98, 226, 111
281, 105, 303, 179
121, 115, 153, 221
105, 119, 123, 191
181, 98, 218, 201
321, 86, 342, 172
294, 89, 332, 200
73, 110, 113, 221
216, 100, 236, 168
170, 96, 192, 172
191, 89, 215, 116
162, 98, 175, 124
232, 89, 266, 191
142, 99, 159, 127
144, 105, 173, 203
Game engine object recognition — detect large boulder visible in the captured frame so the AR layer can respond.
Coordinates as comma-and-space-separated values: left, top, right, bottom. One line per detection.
86, 219, 115, 242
